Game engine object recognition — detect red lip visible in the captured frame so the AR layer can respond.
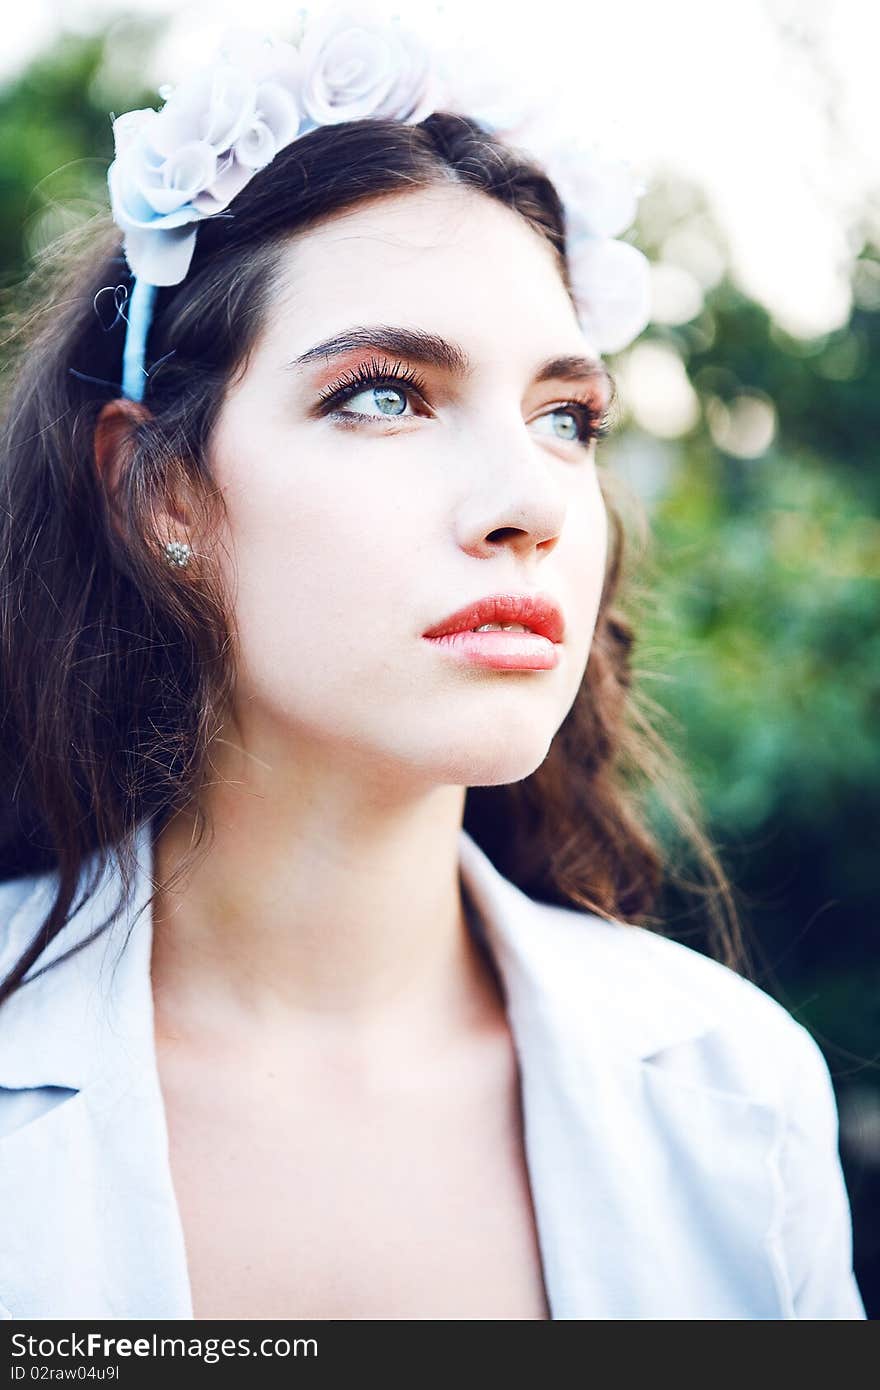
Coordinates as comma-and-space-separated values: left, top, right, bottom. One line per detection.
422, 592, 565, 643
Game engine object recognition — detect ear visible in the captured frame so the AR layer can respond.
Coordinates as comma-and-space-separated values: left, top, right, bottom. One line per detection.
93, 398, 192, 548
93, 397, 150, 503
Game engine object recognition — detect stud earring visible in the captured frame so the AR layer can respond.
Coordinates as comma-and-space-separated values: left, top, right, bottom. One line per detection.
163, 539, 192, 568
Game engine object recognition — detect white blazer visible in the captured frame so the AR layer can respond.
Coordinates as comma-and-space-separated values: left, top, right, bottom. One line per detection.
0, 821, 867, 1320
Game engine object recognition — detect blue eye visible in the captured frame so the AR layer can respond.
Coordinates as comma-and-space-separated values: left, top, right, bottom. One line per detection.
316, 360, 609, 448
527, 404, 608, 448
339, 383, 409, 418
532, 408, 582, 443
316, 359, 427, 420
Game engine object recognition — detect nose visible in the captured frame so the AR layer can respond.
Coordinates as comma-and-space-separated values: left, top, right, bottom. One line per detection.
455, 411, 569, 561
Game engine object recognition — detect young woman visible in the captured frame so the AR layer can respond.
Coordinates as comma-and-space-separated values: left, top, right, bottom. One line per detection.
0, 9, 866, 1320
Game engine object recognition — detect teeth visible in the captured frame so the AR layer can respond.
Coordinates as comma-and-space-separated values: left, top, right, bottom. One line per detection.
472, 622, 533, 633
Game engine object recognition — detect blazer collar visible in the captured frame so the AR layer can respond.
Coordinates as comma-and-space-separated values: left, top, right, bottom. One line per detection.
457, 828, 719, 1061
0, 819, 717, 1095
0, 834, 156, 1093
457, 833, 785, 1319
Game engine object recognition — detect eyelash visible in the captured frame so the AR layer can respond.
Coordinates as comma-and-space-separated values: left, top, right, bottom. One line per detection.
315, 356, 610, 447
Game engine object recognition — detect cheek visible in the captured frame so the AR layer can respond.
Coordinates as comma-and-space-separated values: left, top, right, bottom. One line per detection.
566, 475, 609, 610
553, 477, 609, 698
590, 487, 610, 601
215, 436, 424, 674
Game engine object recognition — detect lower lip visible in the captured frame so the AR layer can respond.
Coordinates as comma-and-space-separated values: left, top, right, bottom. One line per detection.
422, 630, 561, 670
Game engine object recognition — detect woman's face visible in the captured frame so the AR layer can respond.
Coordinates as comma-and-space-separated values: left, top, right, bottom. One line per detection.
208, 183, 610, 789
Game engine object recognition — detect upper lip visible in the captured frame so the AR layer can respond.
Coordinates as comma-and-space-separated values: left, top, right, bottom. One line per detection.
422, 592, 565, 643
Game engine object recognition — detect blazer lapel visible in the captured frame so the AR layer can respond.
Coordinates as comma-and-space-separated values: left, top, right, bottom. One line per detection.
0, 838, 194, 1320
0, 1069, 193, 1319
457, 830, 789, 1320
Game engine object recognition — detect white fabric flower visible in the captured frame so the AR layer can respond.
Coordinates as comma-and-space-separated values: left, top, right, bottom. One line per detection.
432, 43, 539, 142
107, 36, 304, 285
298, 3, 439, 125
547, 143, 640, 241
568, 238, 652, 355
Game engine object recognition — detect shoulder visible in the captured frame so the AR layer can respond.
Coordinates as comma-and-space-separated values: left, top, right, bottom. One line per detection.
533, 892, 829, 1107
621, 914, 811, 1043
499, 892, 865, 1317
0, 872, 53, 976
460, 828, 821, 1103
0, 849, 144, 1097
541, 902, 865, 1316
0, 870, 47, 932
0, 839, 127, 980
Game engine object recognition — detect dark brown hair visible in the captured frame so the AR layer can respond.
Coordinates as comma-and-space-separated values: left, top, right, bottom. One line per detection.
0, 111, 750, 1007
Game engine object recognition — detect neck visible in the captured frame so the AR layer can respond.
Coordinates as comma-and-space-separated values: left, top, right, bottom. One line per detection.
148, 730, 504, 1064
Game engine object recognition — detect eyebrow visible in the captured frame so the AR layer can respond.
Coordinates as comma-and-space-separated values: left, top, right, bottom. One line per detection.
285, 324, 610, 390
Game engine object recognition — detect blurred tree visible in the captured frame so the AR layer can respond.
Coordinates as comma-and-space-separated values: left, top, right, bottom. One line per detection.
0, 17, 163, 290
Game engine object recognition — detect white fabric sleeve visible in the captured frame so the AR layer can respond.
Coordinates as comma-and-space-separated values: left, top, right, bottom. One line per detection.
780, 1022, 867, 1319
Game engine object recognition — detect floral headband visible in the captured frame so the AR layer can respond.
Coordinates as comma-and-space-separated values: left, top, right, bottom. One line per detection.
107, 3, 652, 402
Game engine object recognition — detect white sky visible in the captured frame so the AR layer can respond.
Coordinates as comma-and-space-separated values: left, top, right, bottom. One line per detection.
4, 0, 878, 337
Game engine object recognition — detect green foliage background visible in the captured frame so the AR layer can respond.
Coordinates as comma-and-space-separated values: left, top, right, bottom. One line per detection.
1, 18, 877, 1315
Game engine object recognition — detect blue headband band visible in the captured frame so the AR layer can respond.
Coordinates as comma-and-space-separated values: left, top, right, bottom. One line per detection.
121, 277, 157, 402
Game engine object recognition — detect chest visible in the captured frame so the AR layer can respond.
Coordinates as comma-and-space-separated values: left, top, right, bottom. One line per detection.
156, 1034, 552, 1320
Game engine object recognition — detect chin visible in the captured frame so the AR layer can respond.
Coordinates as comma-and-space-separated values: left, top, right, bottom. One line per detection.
429, 737, 556, 789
